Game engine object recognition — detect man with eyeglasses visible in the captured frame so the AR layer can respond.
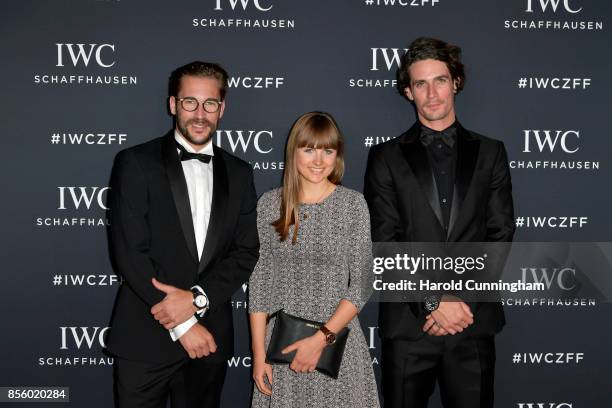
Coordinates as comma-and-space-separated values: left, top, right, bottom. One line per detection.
106, 61, 259, 407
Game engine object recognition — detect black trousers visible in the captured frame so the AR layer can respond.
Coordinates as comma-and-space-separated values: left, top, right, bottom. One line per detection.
113, 356, 227, 408
382, 335, 496, 408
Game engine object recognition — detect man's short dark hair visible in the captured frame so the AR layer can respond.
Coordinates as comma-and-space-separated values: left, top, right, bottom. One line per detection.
397, 37, 466, 97
168, 61, 229, 100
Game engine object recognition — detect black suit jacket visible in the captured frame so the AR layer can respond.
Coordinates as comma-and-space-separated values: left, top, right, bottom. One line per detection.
106, 132, 259, 363
364, 122, 515, 340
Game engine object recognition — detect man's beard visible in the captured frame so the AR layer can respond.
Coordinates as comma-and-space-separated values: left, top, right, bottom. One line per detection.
178, 118, 217, 147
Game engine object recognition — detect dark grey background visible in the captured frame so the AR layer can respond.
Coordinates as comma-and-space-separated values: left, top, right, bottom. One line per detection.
1, 0, 611, 407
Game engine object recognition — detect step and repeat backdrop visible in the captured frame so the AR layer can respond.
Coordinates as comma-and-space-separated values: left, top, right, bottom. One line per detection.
1, 0, 611, 407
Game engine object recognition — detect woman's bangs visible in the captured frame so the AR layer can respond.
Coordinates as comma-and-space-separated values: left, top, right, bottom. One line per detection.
296, 122, 339, 150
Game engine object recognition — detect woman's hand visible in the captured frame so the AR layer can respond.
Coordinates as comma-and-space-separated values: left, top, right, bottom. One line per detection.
281, 332, 327, 373
252, 355, 273, 396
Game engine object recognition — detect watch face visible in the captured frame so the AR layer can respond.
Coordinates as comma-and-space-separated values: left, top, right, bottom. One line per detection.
425, 296, 439, 312
195, 295, 207, 308
326, 333, 337, 345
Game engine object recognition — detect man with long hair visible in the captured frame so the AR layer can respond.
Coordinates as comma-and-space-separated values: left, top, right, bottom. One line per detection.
364, 38, 515, 407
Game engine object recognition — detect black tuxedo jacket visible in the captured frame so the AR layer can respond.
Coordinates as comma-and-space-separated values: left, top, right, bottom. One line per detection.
364, 122, 515, 340
106, 132, 259, 363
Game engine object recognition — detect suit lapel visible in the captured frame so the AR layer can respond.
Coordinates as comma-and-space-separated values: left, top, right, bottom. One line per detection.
448, 124, 480, 239
400, 124, 445, 231
198, 145, 228, 274
162, 133, 199, 263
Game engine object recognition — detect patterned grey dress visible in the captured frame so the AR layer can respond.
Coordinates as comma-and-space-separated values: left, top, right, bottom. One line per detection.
249, 185, 380, 408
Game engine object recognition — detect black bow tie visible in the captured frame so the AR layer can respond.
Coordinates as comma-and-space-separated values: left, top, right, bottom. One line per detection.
176, 142, 212, 163
420, 125, 457, 148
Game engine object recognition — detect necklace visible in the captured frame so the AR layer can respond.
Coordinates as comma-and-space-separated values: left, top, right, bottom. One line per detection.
301, 183, 334, 205
302, 183, 336, 220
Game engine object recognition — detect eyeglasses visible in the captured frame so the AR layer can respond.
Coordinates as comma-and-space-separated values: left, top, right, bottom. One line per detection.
176, 97, 222, 113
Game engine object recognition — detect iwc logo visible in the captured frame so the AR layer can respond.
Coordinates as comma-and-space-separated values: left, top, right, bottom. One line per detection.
504, 0, 603, 31
35, 187, 110, 228
34, 43, 138, 86
193, 0, 296, 30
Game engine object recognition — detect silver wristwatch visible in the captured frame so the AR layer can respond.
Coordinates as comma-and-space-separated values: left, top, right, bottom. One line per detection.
191, 287, 209, 313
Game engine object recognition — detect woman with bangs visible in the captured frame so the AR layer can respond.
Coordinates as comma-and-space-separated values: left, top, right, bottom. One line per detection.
248, 112, 379, 407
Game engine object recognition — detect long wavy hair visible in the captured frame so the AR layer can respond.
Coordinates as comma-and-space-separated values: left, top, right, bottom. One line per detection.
272, 112, 345, 244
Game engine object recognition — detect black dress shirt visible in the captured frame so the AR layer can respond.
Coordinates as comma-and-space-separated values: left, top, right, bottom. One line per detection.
420, 122, 458, 232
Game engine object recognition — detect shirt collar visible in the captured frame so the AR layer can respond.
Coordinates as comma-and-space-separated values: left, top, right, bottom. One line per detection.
174, 130, 214, 156
419, 121, 457, 148
419, 120, 457, 134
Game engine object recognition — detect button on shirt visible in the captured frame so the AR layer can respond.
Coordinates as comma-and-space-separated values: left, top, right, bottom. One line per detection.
169, 131, 214, 341
420, 123, 457, 232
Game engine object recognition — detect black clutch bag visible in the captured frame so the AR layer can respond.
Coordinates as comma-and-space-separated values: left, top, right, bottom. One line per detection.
265, 310, 350, 379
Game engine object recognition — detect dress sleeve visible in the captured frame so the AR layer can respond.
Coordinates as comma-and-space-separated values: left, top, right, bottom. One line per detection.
248, 192, 276, 314
342, 193, 374, 312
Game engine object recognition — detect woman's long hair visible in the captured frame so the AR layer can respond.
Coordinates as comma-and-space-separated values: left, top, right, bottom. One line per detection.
272, 112, 345, 243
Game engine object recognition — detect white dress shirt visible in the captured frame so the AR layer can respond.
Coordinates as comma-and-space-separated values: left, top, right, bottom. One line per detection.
169, 131, 213, 341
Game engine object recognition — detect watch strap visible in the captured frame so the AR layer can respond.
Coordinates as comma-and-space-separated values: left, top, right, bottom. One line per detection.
319, 325, 337, 345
